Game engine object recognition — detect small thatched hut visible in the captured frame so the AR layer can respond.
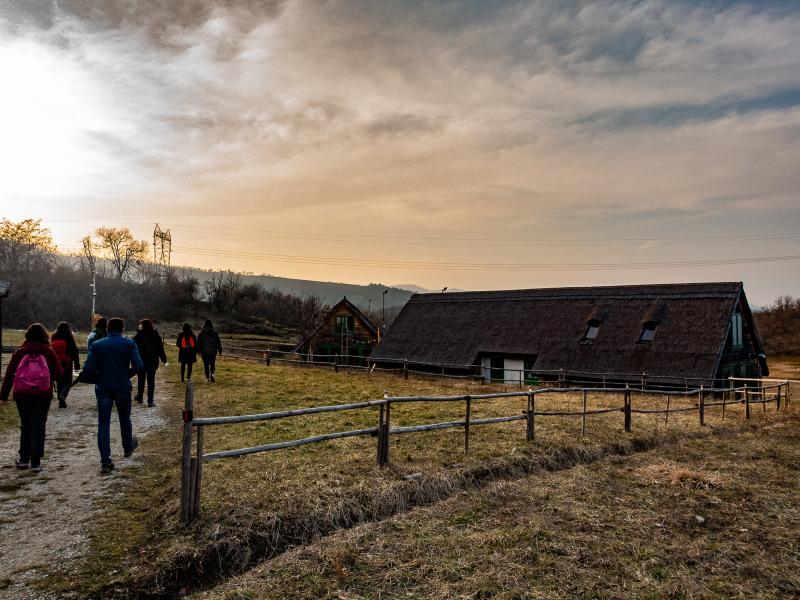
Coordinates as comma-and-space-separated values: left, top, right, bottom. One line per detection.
371, 282, 768, 387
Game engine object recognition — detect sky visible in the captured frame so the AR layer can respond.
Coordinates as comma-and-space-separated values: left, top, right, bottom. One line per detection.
0, 0, 799, 305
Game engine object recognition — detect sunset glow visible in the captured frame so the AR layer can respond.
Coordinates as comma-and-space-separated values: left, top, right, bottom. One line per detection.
1, 1, 799, 303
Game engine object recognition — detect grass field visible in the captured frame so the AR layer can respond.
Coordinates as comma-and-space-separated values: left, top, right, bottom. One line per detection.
39, 349, 796, 598
194, 411, 800, 599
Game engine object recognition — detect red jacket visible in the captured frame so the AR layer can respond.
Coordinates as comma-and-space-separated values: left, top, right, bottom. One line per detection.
0, 342, 63, 401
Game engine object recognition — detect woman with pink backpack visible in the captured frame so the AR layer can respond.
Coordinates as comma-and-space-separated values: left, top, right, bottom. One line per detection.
0, 323, 63, 472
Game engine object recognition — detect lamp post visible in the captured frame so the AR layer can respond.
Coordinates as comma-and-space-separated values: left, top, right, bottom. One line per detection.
89, 268, 97, 333
0, 281, 10, 378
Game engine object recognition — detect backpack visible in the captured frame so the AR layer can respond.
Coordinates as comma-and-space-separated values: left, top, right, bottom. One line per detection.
13, 353, 52, 394
181, 335, 195, 349
51, 339, 70, 366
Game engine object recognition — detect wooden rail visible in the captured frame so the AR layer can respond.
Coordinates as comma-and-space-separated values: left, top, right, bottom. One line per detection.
179, 378, 791, 524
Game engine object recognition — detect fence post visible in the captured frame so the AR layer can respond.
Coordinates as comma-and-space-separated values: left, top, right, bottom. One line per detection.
180, 382, 194, 525
581, 389, 587, 437
193, 424, 204, 520
526, 389, 535, 441
641, 373, 646, 391
744, 384, 750, 419
787, 380, 791, 407
623, 385, 632, 433
334, 354, 339, 373
699, 385, 705, 426
377, 401, 386, 466
464, 395, 471, 455
266, 349, 271, 366
776, 383, 781, 410
383, 399, 391, 465
664, 393, 670, 425
403, 359, 408, 380
559, 368, 565, 388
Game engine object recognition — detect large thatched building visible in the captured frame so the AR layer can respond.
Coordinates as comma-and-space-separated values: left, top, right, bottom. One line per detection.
371, 282, 768, 387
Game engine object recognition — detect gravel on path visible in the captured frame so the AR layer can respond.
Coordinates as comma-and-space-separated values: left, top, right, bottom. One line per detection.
0, 377, 168, 599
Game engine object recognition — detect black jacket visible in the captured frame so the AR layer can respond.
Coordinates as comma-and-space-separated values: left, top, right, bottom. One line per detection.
197, 326, 222, 357
133, 330, 168, 370
176, 332, 197, 363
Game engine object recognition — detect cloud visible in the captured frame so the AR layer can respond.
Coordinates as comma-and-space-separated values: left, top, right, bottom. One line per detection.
1, 1, 799, 301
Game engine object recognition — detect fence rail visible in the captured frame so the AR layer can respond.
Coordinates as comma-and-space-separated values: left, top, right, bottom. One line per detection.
220, 343, 754, 391
179, 377, 792, 523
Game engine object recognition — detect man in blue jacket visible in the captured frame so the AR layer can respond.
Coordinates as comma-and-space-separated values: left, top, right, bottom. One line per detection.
82, 317, 144, 474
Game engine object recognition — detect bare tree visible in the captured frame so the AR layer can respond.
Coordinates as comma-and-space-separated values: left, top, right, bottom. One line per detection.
203, 269, 242, 313
292, 293, 327, 348
0, 218, 57, 276
93, 227, 148, 280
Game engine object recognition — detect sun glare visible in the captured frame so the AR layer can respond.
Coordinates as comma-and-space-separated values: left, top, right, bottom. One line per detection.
0, 37, 111, 204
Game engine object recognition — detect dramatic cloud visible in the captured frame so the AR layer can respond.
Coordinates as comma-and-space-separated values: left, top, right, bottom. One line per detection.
0, 0, 798, 302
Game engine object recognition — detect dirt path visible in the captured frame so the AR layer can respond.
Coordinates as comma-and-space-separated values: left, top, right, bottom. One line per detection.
0, 378, 169, 599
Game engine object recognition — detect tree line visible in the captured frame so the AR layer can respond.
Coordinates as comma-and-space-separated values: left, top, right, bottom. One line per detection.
753, 296, 800, 356
0, 219, 329, 339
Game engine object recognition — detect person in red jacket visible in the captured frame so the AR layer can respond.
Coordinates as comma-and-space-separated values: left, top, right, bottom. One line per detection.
0, 323, 63, 472
50, 322, 81, 409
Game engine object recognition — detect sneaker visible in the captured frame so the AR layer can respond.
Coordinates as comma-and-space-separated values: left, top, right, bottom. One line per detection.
205, 377, 210, 383
100, 462, 115, 475
15, 459, 29, 469
58, 399, 67, 409
147, 401, 156, 408
210, 374, 216, 383
124, 437, 139, 458
31, 464, 43, 473
135, 395, 143, 404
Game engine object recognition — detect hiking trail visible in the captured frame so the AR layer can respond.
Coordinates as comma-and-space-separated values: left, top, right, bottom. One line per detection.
0, 377, 169, 599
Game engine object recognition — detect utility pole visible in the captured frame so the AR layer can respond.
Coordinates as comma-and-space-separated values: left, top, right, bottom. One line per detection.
153, 224, 173, 273
90, 268, 97, 333
382, 289, 388, 330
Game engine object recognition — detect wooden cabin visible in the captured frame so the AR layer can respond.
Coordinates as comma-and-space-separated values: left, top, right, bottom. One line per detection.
296, 297, 378, 365
371, 282, 768, 387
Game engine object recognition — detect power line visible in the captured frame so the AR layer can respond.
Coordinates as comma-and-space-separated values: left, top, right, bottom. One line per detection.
43, 220, 800, 248
169, 245, 800, 272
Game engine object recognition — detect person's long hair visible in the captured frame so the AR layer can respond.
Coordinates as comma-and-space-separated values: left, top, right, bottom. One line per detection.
24, 323, 49, 345
181, 322, 194, 336
139, 319, 154, 333
51, 321, 76, 344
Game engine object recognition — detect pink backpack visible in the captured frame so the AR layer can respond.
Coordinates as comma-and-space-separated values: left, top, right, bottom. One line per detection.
13, 353, 51, 394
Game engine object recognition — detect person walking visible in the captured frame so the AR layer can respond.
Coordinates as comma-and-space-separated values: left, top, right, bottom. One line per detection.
196, 319, 222, 382
87, 316, 107, 350
50, 322, 81, 408
81, 317, 144, 475
0, 323, 63, 473
133, 319, 167, 407
176, 323, 197, 383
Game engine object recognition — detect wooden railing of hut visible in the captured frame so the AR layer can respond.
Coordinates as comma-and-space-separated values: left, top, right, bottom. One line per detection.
179, 377, 793, 524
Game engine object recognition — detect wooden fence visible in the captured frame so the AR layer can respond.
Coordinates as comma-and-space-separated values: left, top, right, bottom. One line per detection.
179, 377, 792, 523
220, 343, 737, 391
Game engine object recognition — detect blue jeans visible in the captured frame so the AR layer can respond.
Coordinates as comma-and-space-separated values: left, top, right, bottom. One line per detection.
96, 389, 134, 465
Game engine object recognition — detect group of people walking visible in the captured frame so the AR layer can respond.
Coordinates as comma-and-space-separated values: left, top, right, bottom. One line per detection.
0, 317, 223, 474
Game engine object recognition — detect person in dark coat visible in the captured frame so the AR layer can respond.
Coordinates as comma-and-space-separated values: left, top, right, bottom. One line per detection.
50, 322, 81, 409
196, 319, 223, 382
0, 323, 64, 472
176, 323, 197, 383
133, 319, 167, 407
82, 317, 144, 474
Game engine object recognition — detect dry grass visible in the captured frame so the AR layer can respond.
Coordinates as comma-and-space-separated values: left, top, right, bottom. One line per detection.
46, 351, 797, 598
194, 412, 800, 600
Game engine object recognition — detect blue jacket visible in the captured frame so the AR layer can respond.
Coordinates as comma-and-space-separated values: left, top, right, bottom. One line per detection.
82, 332, 144, 393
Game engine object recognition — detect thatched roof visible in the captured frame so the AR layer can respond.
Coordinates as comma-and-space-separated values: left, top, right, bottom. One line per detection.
372, 282, 763, 381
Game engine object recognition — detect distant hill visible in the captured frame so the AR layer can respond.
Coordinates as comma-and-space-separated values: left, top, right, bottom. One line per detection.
188, 269, 414, 312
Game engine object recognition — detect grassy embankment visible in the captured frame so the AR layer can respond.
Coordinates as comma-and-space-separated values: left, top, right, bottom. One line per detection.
44, 347, 797, 598
196, 410, 800, 599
